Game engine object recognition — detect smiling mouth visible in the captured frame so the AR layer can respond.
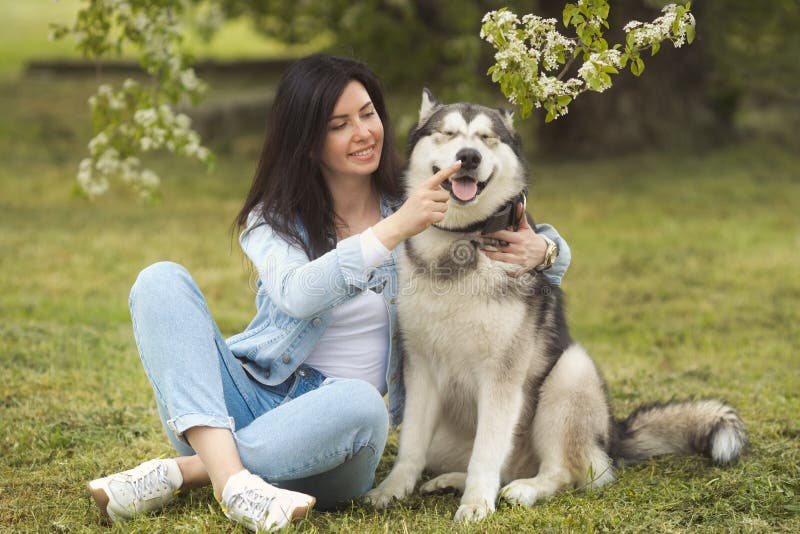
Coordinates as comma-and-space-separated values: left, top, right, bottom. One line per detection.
350, 145, 376, 159
433, 166, 489, 203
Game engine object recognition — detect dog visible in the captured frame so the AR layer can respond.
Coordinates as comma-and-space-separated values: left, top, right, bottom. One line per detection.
365, 90, 747, 522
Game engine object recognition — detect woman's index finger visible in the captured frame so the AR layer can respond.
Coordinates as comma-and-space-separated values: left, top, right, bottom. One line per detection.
424, 161, 461, 189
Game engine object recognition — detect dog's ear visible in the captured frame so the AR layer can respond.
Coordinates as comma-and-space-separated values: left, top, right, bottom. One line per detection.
497, 108, 515, 132
418, 88, 441, 127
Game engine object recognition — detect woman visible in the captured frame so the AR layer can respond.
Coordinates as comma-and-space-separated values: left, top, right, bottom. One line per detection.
88, 54, 571, 532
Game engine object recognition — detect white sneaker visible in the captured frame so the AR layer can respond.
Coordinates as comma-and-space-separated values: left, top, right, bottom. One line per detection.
88, 458, 183, 523
220, 470, 315, 532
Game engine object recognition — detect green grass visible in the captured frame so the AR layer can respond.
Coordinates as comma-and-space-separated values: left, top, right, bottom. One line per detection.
1, 73, 799, 533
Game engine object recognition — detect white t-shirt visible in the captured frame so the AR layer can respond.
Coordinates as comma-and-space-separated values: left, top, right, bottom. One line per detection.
303, 226, 392, 394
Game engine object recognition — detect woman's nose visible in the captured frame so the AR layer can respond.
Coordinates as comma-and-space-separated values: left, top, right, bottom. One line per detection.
352, 119, 370, 139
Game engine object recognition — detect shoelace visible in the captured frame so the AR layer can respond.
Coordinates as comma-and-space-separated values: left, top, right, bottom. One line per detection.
128, 462, 170, 502
228, 488, 276, 527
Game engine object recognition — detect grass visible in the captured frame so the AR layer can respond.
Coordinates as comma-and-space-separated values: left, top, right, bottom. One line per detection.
1, 71, 799, 533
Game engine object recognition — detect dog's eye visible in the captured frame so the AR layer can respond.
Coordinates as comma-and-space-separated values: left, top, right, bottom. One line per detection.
480, 133, 495, 141
441, 130, 455, 137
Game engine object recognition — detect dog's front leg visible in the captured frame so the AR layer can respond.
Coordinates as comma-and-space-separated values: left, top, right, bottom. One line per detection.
454, 379, 524, 523
365, 354, 440, 509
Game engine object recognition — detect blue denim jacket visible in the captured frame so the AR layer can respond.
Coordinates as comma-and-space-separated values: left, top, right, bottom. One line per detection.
226, 196, 571, 427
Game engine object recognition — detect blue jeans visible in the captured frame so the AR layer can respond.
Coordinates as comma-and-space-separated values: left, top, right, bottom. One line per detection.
128, 262, 389, 510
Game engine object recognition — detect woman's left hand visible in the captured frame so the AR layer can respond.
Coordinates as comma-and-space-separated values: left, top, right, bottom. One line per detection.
479, 203, 548, 277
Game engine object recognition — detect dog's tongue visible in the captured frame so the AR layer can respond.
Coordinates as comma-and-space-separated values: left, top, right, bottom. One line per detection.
452, 178, 478, 201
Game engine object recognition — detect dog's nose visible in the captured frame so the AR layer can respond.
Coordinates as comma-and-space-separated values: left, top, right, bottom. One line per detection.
456, 148, 482, 170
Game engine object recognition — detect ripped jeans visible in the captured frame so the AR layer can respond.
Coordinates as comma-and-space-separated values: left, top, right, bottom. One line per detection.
129, 262, 389, 510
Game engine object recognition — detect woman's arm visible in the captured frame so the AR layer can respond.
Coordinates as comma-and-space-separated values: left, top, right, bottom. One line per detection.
242, 162, 463, 319
241, 220, 377, 320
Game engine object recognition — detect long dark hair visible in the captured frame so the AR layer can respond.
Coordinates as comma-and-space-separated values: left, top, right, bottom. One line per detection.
235, 54, 403, 260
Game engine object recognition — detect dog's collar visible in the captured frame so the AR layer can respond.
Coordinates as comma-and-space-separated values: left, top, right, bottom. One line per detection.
433, 189, 529, 234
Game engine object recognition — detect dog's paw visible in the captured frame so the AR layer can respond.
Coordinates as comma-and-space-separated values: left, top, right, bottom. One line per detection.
453, 501, 494, 523
364, 488, 400, 510
420, 472, 467, 495
364, 479, 414, 510
500, 479, 539, 507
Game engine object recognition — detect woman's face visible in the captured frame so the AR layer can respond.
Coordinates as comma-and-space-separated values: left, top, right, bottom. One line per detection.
320, 80, 384, 185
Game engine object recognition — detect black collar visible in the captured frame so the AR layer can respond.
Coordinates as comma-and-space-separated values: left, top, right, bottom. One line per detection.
433, 189, 529, 234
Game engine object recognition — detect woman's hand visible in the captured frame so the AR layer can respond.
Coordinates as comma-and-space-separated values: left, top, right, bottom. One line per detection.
373, 161, 461, 250
480, 203, 549, 276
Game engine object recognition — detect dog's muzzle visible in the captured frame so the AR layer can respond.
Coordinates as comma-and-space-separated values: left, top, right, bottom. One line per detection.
433, 165, 488, 203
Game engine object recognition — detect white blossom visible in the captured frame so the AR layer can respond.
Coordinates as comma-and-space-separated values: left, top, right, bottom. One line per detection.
95, 148, 121, 175
139, 169, 160, 188
134, 108, 158, 127
88, 132, 109, 156
624, 4, 695, 49
175, 113, 191, 130
108, 93, 125, 110
97, 84, 113, 98
578, 50, 622, 93
179, 68, 200, 91
195, 146, 210, 163
77, 158, 109, 198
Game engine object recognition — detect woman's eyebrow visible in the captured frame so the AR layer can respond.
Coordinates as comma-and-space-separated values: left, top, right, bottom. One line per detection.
328, 101, 374, 121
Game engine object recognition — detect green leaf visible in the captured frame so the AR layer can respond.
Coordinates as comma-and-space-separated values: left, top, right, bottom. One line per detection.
521, 100, 533, 119
651, 42, 660, 56
686, 24, 696, 44
631, 57, 645, 76
562, 4, 576, 27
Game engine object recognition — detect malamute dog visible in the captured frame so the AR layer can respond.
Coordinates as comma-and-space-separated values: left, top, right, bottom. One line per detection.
366, 90, 747, 522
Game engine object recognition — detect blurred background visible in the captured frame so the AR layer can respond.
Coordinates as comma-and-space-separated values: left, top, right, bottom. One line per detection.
1, 1, 798, 531
8, 0, 800, 159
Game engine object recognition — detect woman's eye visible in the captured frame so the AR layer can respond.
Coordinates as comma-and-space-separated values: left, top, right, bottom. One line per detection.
331, 123, 347, 130
362, 111, 376, 118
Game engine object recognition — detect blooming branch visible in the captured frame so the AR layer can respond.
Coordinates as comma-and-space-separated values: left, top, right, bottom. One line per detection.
51, 0, 215, 200
481, 1, 696, 122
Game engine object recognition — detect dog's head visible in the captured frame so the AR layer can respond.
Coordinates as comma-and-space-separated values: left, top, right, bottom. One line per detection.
405, 89, 528, 230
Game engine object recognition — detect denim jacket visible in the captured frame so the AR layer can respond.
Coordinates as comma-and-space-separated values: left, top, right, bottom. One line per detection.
226, 196, 571, 428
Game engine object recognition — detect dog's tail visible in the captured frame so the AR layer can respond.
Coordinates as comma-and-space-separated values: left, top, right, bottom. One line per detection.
609, 400, 746, 466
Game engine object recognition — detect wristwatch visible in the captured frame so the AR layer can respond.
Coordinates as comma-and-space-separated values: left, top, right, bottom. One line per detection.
535, 234, 558, 271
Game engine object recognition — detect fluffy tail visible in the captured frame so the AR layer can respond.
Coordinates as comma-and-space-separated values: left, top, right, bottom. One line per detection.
610, 400, 747, 466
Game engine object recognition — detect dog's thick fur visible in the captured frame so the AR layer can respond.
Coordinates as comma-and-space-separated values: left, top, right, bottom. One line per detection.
365, 91, 747, 522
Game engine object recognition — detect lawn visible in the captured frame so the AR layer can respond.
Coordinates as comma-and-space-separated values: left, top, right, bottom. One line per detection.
0, 68, 799, 534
